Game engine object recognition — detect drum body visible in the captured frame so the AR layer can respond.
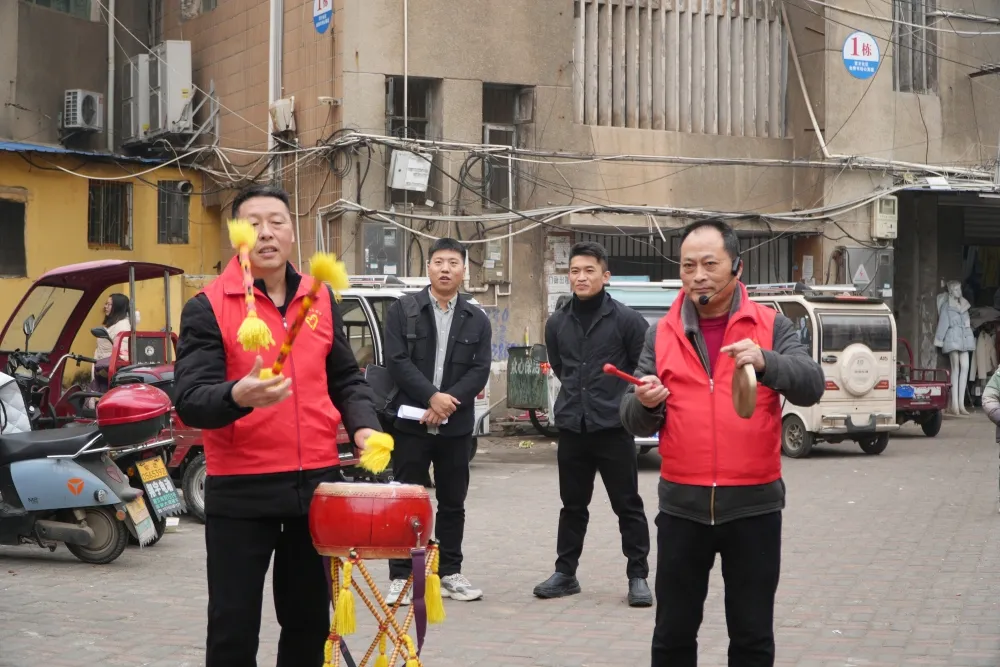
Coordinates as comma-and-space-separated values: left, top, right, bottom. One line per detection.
309, 482, 434, 559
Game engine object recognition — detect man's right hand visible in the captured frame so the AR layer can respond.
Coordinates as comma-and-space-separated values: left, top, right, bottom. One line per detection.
231, 356, 292, 409
429, 392, 460, 416
635, 375, 669, 408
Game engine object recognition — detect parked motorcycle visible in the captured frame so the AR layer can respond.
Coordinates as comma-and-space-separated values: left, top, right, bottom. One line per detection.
0, 382, 174, 564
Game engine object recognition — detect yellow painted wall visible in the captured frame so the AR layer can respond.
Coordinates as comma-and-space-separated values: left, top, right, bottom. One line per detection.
0, 151, 223, 381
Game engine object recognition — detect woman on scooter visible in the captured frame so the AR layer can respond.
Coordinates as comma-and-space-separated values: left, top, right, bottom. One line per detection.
92, 293, 133, 392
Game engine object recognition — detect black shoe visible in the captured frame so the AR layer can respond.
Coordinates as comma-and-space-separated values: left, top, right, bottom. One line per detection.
628, 577, 653, 608
532, 572, 581, 599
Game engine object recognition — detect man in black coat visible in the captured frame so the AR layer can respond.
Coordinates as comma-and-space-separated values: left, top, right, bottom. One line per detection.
533, 241, 653, 607
383, 237, 492, 605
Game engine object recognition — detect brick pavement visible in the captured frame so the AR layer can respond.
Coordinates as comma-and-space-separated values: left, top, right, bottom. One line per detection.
1, 415, 999, 666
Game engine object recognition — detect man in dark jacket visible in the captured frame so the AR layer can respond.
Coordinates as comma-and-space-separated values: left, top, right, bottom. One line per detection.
620, 220, 825, 667
533, 241, 653, 607
383, 237, 492, 605
173, 184, 384, 667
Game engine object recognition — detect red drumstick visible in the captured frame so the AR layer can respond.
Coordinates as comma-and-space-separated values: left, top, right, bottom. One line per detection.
603, 363, 648, 386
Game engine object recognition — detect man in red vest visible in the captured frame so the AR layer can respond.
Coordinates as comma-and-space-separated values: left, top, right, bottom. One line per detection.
173, 184, 384, 667
620, 220, 825, 667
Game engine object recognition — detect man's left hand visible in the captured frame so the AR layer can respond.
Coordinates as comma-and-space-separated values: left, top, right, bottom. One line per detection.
720, 338, 766, 373
354, 428, 379, 449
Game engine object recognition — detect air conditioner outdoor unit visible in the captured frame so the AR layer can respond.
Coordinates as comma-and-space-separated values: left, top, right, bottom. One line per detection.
63, 89, 104, 131
122, 54, 151, 143
148, 40, 194, 136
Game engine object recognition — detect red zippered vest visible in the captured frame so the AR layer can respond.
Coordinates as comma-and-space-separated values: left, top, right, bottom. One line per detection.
199, 257, 343, 476
654, 284, 782, 487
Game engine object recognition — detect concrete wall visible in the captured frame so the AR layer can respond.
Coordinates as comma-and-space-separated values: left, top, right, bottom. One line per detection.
2, 1, 151, 151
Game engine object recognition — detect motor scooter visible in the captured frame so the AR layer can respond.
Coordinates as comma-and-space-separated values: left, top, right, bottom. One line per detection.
0, 381, 174, 564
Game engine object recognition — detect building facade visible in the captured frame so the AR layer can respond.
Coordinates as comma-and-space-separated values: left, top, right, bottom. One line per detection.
154, 0, 1000, 403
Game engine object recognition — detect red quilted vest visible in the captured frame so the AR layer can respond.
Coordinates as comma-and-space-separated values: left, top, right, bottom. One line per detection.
654, 284, 782, 487
199, 257, 343, 476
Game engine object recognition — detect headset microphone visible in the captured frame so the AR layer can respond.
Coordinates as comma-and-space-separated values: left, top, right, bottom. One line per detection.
696, 256, 742, 307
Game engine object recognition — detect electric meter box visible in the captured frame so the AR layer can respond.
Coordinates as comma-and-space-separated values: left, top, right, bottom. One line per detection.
483, 238, 507, 284
870, 195, 898, 239
389, 150, 432, 192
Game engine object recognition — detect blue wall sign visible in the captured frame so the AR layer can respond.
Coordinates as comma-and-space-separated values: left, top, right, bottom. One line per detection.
842, 31, 879, 80
313, 0, 333, 34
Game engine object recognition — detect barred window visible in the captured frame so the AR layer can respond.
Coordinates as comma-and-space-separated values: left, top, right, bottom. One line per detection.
157, 181, 191, 244
893, 0, 938, 94
88, 181, 133, 249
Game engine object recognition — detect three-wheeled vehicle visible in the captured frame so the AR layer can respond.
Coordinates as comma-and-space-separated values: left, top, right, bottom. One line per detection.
895, 336, 949, 436
0, 260, 190, 544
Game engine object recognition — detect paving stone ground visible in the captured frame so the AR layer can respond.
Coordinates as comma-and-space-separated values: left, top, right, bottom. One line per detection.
1, 414, 999, 667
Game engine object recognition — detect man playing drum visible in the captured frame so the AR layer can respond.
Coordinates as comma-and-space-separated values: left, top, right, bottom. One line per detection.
173, 184, 385, 667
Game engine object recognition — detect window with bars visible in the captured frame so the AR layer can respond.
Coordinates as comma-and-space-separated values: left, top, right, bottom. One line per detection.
27, 0, 92, 19
88, 181, 133, 249
0, 200, 27, 278
572, 0, 786, 137
385, 76, 435, 205
157, 181, 190, 244
893, 0, 938, 94
482, 85, 534, 210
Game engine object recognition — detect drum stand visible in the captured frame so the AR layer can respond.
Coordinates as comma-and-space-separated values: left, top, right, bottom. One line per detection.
323, 541, 443, 667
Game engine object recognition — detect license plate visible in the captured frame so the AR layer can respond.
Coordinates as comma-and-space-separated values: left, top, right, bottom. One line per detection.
125, 497, 159, 546
136, 457, 169, 483
136, 456, 185, 518
897, 385, 915, 398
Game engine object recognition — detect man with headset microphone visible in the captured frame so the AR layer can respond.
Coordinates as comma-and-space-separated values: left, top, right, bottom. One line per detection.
619, 220, 824, 667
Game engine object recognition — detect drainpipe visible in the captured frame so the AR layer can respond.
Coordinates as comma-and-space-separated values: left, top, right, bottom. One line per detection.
403, 0, 408, 134
106, 0, 115, 152
780, 5, 830, 160
267, 0, 283, 178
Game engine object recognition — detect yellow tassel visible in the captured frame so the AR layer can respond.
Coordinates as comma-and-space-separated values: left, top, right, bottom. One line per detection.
402, 635, 419, 667
323, 634, 334, 667
236, 311, 275, 352
334, 560, 356, 636
308, 252, 350, 302
374, 634, 388, 667
227, 219, 258, 249
359, 432, 394, 474
425, 547, 446, 624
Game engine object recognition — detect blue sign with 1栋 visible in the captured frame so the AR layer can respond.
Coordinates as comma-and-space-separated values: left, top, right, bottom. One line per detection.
842, 31, 879, 80
313, 0, 333, 34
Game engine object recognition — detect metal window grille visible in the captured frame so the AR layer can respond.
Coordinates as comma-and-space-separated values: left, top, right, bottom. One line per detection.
385, 77, 433, 205
157, 181, 191, 244
0, 200, 27, 278
572, 0, 787, 137
88, 181, 133, 249
482, 85, 527, 210
31, 0, 91, 19
893, 0, 938, 94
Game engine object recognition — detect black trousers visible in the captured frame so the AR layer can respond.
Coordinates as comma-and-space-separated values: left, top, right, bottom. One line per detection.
651, 511, 782, 667
388, 430, 472, 580
555, 428, 650, 580
205, 515, 330, 667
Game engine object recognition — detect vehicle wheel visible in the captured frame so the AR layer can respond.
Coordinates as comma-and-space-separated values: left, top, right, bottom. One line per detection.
182, 453, 207, 524
66, 507, 129, 565
528, 409, 559, 437
469, 437, 478, 461
921, 411, 943, 437
859, 433, 889, 455
781, 415, 815, 458
127, 511, 166, 547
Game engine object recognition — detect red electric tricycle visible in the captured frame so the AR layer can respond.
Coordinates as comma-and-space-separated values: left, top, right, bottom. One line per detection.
895, 336, 950, 437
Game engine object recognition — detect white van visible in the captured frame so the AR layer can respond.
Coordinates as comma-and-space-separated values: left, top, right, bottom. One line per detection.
608, 280, 899, 458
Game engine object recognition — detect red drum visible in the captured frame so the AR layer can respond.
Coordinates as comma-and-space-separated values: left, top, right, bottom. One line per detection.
309, 482, 434, 559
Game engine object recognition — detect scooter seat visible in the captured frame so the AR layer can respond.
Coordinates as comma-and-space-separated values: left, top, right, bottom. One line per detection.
0, 425, 101, 466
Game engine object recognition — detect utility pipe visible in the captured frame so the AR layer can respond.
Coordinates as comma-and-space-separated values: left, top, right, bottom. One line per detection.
267, 0, 283, 177
780, 5, 830, 160
403, 0, 408, 135
106, 0, 115, 152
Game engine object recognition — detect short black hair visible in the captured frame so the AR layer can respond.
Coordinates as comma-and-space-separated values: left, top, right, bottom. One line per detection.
428, 237, 466, 261
569, 241, 608, 268
231, 183, 291, 218
681, 219, 741, 264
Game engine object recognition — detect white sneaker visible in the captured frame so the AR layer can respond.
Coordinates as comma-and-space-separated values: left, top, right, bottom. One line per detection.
440, 573, 483, 601
385, 578, 410, 606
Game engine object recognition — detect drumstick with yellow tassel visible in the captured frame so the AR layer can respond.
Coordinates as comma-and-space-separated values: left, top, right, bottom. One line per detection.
259, 252, 349, 380
227, 220, 276, 352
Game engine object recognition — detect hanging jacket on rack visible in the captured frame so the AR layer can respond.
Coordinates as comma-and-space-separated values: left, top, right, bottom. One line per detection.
972, 329, 998, 381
